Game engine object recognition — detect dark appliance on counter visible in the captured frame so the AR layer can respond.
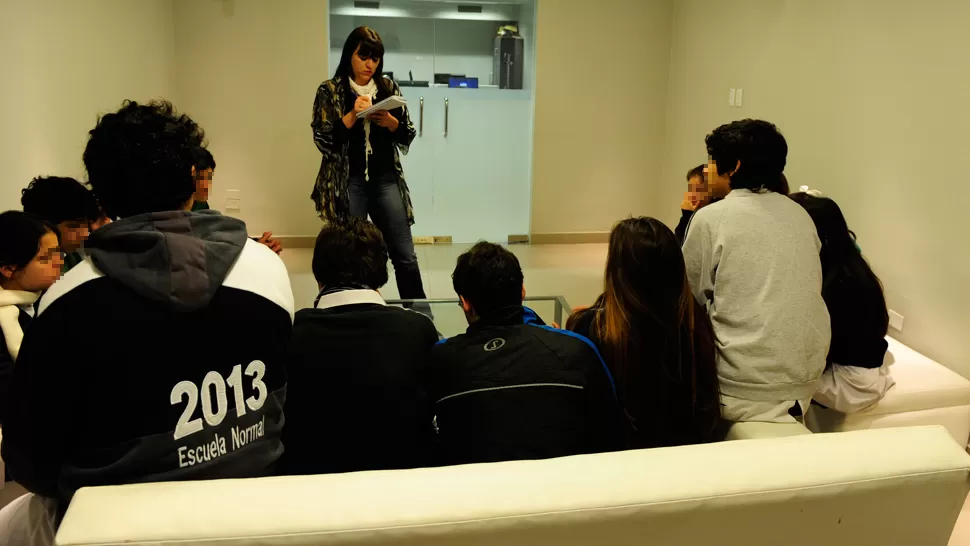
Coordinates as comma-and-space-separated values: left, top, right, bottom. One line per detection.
493, 34, 524, 89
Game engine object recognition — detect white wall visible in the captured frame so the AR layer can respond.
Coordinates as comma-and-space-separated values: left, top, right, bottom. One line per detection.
530, 0, 673, 235
659, 0, 970, 377
0, 0, 177, 211
172, 0, 328, 237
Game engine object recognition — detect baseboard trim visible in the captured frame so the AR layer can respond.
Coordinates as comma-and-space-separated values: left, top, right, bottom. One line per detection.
530, 232, 609, 245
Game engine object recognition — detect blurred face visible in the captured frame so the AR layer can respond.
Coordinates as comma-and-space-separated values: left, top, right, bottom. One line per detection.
56, 220, 90, 254
706, 158, 735, 198
0, 232, 63, 292
194, 167, 214, 203
351, 45, 380, 84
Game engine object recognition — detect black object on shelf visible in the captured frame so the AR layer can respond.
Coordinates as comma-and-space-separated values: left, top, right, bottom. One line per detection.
398, 70, 429, 87
435, 73, 464, 85
494, 35, 524, 89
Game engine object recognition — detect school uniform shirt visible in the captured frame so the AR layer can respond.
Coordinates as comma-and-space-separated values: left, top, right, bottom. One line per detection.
279, 289, 439, 475
431, 306, 623, 465
682, 189, 831, 423
2, 209, 294, 505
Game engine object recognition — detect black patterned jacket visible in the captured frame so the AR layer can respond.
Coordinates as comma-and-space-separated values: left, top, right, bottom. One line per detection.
311, 75, 417, 224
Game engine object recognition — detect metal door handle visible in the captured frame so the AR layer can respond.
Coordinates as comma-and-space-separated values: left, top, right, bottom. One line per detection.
444, 97, 449, 137
419, 97, 424, 137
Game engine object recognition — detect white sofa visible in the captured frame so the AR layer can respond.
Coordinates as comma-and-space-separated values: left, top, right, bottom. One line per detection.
55, 426, 970, 546
807, 337, 970, 446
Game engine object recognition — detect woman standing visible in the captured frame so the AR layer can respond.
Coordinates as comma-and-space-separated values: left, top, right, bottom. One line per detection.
567, 217, 721, 449
311, 27, 427, 301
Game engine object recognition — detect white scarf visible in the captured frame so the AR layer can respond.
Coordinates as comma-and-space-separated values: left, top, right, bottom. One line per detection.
0, 287, 40, 360
348, 77, 379, 181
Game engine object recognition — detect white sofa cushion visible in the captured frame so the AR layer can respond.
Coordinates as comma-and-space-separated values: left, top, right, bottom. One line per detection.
860, 337, 970, 416
723, 420, 812, 440
56, 426, 970, 546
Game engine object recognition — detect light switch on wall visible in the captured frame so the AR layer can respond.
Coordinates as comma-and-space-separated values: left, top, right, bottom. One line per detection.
728, 88, 736, 107
226, 189, 241, 211
889, 310, 905, 331
735, 88, 743, 107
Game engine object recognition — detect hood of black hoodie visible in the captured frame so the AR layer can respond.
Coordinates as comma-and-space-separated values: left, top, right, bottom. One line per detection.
85, 210, 249, 312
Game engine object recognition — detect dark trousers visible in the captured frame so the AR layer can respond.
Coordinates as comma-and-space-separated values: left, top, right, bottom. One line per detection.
348, 172, 428, 301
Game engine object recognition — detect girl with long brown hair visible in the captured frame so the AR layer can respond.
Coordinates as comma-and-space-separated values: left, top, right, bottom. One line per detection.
567, 217, 721, 448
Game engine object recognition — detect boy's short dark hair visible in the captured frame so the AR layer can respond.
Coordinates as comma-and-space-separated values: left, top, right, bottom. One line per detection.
705, 119, 788, 192
21, 177, 101, 225
686, 164, 706, 181
194, 148, 216, 171
83, 100, 205, 219
312, 219, 389, 290
452, 242, 523, 316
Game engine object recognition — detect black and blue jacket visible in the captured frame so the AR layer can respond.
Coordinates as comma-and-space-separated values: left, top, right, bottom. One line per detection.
430, 306, 623, 466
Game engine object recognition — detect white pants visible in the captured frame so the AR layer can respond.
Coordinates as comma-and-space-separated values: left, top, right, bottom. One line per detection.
0, 493, 58, 546
813, 363, 895, 414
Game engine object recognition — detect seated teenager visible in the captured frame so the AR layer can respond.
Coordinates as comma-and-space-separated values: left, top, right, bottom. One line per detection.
681, 119, 830, 423
790, 191, 893, 413
675, 164, 712, 244
431, 242, 622, 465
0, 212, 62, 424
2, 100, 294, 515
191, 148, 283, 254
20, 176, 101, 273
280, 219, 438, 475
568, 217, 721, 448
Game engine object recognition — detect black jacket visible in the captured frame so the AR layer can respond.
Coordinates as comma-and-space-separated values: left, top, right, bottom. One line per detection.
2, 210, 293, 504
280, 290, 438, 475
430, 306, 623, 465
0, 307, 32, 425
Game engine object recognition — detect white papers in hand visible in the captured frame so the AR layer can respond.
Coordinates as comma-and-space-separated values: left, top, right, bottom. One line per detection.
357, 96, 408, 119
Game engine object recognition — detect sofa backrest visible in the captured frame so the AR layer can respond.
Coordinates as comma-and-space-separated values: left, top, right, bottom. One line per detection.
56, 426, 970, 546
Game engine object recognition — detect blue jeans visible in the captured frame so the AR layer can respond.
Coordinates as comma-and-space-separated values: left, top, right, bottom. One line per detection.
348, 173, 428, 302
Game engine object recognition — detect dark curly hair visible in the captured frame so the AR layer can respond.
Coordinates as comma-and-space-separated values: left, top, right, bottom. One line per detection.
21, 176, 101, 225
83, 100, 206, 218
705, 119, 787, 193
312, 219, 389, 291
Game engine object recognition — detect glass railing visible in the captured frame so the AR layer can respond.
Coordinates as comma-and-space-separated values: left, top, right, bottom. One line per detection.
386, 296, 571, 338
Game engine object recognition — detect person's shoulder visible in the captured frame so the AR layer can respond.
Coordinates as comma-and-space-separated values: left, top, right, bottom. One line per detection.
223, 239, 294, 320
527, 323, 601, 356
384, 76, 401, 94
38, 257, 105, 316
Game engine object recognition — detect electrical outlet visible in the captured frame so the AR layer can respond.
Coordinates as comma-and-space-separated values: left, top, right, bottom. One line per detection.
413, 236, 434, 245
888, 310, 904, 331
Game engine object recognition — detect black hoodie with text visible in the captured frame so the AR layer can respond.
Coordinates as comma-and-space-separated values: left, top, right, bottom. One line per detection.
1, 210, 294, 505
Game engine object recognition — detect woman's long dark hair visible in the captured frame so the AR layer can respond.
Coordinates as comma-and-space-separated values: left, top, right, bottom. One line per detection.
591, 217, 721, 448
335, 27, 392, 100
790, 193, 889, 352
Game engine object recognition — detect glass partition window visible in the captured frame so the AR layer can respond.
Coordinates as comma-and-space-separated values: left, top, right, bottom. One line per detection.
329, 0, 536, 91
